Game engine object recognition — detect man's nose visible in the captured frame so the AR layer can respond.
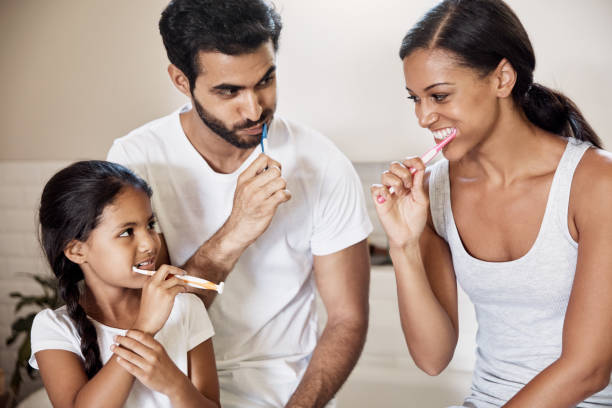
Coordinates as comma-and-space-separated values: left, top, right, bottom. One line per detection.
240, 91, 263, 122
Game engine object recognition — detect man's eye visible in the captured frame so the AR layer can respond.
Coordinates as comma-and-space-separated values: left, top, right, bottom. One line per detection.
147, 220, 157, 230
218, 89, 236, 96
258, 75, 274, 87
119, 228, 133, 237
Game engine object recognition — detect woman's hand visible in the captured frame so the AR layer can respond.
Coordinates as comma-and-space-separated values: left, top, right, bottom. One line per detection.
371, 157, 429, 249
111, 330, 186, 396
133, 265, 186, 335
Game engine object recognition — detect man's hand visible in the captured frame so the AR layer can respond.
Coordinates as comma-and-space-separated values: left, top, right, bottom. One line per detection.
180, 154, 291, 307
223, 153, 291, 249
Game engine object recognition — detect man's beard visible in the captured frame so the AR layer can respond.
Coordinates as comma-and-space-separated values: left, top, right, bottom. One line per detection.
192, 95, 274, 149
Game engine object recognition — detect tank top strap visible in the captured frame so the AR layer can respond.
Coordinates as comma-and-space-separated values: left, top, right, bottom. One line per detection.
428, 159, 450, 241
549, 138, 591, 237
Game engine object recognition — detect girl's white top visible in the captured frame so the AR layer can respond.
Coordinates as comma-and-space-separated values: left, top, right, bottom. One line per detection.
430, 138, 612, 407
29, 293, 214, 408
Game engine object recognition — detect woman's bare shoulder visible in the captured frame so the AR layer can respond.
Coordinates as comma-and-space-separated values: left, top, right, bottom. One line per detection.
572, 147, 612, 212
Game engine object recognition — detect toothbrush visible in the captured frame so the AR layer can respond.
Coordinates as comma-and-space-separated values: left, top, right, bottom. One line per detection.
132, 266, 224, 294
260, 123, 268, 154
409, 128, 457, 174
378, 129, 457, 202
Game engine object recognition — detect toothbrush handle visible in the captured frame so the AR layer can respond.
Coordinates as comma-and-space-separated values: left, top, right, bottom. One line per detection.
410, 146, 440, 174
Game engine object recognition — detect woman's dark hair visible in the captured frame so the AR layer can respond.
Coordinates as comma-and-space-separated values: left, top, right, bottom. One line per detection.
399, 0, 602, 148
38, 160, 152, 379
159, 0, 282, 91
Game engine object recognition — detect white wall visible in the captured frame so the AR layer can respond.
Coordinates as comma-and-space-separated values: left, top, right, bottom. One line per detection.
274, 0, 612, 161
0, 0, 611, 161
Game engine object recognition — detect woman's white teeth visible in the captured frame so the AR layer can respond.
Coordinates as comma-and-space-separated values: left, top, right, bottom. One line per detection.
433, 128, 454, 139
137, 261, 150, 267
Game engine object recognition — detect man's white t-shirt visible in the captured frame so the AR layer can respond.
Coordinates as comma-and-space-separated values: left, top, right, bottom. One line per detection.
29, 293, 214, 408
107, 104, 373, 407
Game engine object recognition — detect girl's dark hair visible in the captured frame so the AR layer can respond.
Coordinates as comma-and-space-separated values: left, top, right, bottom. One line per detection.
159, 0, 282, 91
399, 0, 602, 148
38, 160, 152, 378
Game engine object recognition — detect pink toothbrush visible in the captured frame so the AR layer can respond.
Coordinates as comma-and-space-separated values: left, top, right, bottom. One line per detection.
377, 129, 456, 203
409, 128, 457, 174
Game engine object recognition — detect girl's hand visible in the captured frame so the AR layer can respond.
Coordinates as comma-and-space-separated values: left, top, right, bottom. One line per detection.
111, 330, 186, 395
370, 157, 429, 249
133, 265, 186, 334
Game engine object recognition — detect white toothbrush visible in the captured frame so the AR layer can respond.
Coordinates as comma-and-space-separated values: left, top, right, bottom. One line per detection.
132, 266, 224, 294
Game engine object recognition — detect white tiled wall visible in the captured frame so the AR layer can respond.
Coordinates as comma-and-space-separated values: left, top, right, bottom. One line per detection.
1, 160, 478, 406
0, 160, 71, 398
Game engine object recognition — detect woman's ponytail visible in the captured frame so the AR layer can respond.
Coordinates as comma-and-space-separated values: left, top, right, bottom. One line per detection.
522, 83, 602, 149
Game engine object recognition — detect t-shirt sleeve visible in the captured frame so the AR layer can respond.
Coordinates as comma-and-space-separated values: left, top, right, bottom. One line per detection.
29, 309, 83, 370
106, 139, 130, 166
182, 294, 215, 351
107, 139, 163, 234
310, 147, 373, 256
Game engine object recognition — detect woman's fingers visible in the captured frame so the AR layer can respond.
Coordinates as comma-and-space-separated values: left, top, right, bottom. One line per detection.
411, 167, 428, 203
371, 184, 392, 205
389, 161, 414, 190
372, 155, 430, 207
381, 170, 407, 197
402, 157, 426, 175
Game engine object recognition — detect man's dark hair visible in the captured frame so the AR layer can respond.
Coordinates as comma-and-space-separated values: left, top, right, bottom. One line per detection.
159, 0, 282, 90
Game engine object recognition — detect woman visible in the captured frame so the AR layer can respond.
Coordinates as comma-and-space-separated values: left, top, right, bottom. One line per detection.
371, 0, 612, 406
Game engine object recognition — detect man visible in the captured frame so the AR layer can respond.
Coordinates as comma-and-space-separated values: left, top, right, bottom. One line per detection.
107, 0, 372, 406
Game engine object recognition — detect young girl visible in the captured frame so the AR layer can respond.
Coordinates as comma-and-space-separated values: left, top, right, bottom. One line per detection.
372, 0, 612, 407
29, 160, 220, 407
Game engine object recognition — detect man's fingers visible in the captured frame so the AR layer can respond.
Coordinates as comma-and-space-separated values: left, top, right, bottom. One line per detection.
260, 176, 287, 198
250, 164, 282, 189
238, 154, 282, 182
268, 189, 292, 207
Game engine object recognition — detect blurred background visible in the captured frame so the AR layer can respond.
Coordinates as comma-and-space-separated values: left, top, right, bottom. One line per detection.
1, 0, 611, 406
